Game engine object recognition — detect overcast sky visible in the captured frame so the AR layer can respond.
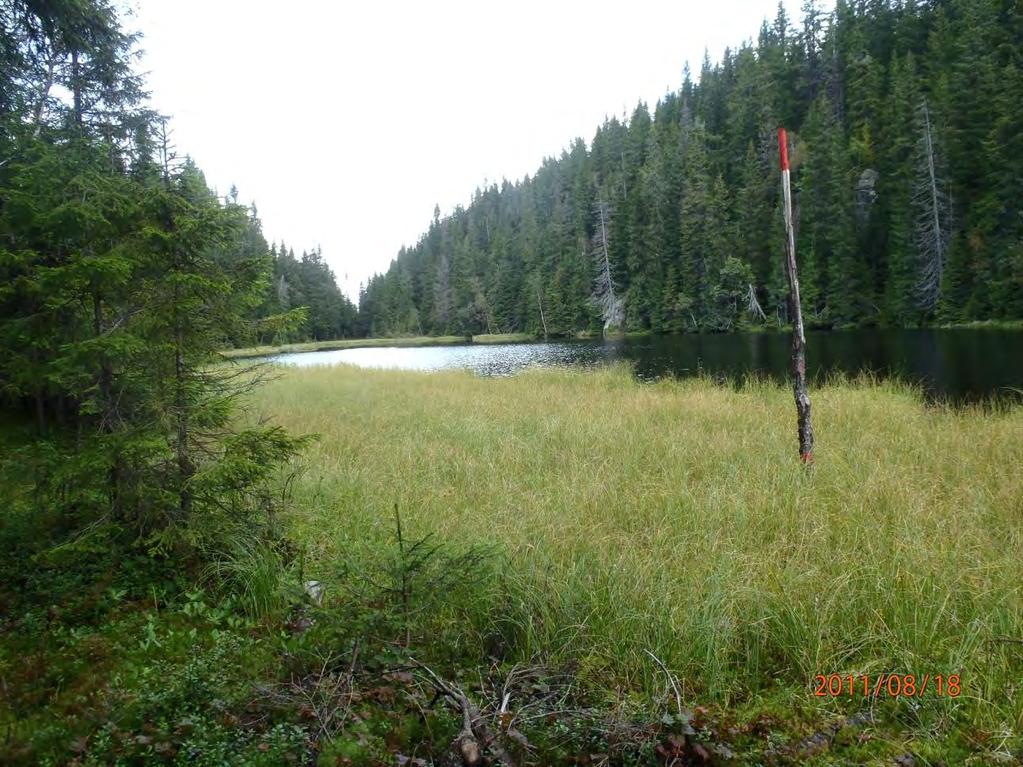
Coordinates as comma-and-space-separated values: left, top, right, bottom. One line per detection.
132, 0, 810, 300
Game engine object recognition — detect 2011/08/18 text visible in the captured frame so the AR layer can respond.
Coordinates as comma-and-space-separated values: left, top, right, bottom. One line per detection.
813, 674, 961, 698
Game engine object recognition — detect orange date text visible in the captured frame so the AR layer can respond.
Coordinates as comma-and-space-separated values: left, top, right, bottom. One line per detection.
812, 674, 961, 698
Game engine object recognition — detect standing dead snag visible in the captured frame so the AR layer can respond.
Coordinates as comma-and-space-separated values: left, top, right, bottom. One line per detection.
914, 99, 951, 312
778, 128, 814, 463
746, 283, 767, 321
536, 288, 548, 341
591, 201, 624, 333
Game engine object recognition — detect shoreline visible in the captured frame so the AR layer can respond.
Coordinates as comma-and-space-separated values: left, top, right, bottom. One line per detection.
221, 332, 540, 359
223, 320, 1023, 361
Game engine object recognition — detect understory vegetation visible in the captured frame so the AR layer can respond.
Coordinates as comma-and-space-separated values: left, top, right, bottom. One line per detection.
256, 366, 1023, 754
6, 367, 1018, 764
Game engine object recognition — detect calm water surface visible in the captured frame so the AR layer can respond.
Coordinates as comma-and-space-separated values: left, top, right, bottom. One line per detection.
271, 328, 1023, 402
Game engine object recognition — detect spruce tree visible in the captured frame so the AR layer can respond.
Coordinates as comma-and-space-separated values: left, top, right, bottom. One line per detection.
0, 0, 305, 553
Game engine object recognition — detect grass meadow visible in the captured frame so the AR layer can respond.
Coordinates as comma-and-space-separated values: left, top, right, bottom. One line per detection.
251, 362, 1023, 753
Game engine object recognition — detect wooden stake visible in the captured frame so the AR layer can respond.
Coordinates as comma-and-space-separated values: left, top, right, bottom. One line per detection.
778, 128, 814, 463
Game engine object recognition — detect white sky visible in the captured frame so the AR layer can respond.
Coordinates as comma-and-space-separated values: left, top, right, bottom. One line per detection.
131, 0, 809, 300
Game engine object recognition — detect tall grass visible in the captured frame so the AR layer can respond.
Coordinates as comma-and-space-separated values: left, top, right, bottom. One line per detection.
252, 363, 1023, 734
202, 535, 294, 620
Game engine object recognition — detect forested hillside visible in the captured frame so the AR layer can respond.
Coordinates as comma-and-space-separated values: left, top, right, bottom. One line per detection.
358, 0, 1023, 337
259, 242, 358, 343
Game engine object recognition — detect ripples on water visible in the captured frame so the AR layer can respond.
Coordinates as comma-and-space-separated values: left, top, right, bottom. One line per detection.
273, 342, 604, 378
270, 328, 1023, 402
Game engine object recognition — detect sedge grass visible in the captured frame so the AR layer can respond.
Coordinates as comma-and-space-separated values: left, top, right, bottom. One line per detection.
251, 363, 1023, 741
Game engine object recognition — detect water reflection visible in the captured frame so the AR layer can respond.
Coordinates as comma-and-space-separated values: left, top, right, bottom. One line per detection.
272, 342, 606, 377
271, 328, 1023, 402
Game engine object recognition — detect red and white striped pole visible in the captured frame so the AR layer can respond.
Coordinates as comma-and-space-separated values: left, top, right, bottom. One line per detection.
778, 127, 814, 463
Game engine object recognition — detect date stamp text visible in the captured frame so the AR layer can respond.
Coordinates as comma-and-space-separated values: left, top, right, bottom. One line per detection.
813, 674, 961, 698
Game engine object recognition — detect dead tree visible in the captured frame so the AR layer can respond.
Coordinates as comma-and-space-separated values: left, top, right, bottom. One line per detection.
536, 288, 548, 340
31, 53, 57, 137
913, 99, 952, 312
778, 128, 814, 463
433, 250, 453, 329
591, 202, 624, 332
470, 277, 495, 335
746, 283, 767, 321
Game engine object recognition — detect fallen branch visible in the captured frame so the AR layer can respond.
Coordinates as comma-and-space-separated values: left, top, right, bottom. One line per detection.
410, 657, 517, 767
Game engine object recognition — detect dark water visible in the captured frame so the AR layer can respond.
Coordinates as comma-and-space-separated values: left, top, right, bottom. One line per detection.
272, 328, 1023, 402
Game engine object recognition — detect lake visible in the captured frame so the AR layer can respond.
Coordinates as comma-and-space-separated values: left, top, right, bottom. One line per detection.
270, 328, 1023, 402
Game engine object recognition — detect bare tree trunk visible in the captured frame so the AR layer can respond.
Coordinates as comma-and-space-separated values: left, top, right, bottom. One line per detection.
160, 119, 192, 517
31, 56, 55, 137
536, 289, 548, 340
922, 102, 943, 274
779, 128, 814, 463
433, 251, 452, 330
592, 202, 623, 333
598, 203, 612, 297
471, 279, 494, 335
914, 100, 951, 311
71, 50, 82, 126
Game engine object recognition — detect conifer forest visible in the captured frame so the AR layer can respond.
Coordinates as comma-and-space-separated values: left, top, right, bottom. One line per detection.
358, 0, 1023, 337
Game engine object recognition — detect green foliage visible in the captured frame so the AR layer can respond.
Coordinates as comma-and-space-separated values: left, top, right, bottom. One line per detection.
4, 363, 1020, 763
798, 95, 861, 325
0, 0, 307, 562
358, 0, 1023, 337
335, 506, 499, 649
257, 364, 1023, 755
259, 243, 357, 344
200, 538, 295, 621
0, 555, 308, 765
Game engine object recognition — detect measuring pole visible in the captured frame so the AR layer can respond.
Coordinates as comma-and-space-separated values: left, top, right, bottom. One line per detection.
778, 127, 814, 463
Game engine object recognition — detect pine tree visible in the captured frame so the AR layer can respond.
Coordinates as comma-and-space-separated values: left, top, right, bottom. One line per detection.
677, 122, 733, 329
